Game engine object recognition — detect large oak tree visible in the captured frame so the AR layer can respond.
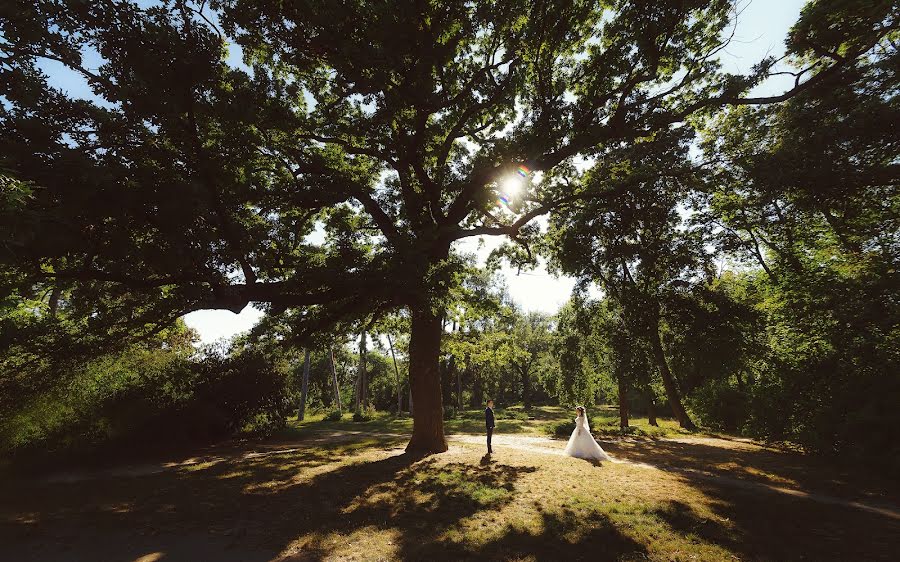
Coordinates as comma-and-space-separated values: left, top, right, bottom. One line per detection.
2, 0, 888, 452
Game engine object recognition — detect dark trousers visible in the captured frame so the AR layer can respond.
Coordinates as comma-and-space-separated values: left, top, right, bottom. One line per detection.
486, 426, 494, 453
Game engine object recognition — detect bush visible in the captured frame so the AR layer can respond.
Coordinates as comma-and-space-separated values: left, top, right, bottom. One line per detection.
547, 420, 575, 438
616, 425, 667, 439
324, 409, 342, 422
241, 411, 287, 437
352, 406, 375, 422
685, 379, 749, 432
0, 347, 293, 466
497, 408, 530, 421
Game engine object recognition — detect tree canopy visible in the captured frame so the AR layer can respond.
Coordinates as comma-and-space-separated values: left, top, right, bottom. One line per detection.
1, 0, 896, 452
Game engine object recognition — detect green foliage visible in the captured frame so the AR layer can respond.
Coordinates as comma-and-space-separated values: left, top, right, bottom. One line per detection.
1, 343, 292, 464
353, 406, 376, 423
2, 1, 850, 457
496, 408, 531, 421
549, 298, 618, 407
0, 0, 896, 466
692, 14, 900, 469
324, 409, 342, 422
548, 420, 576, 438
684, 379, 749, 433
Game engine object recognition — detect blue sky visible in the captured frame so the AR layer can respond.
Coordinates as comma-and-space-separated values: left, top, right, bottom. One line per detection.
34, 0, 808, 343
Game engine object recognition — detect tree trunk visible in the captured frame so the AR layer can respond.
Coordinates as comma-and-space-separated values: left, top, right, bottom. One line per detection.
443, 355, 455, 413
387, 333, 402, 414
298, 348, 311, 421
353, 364, 361, 412
48, 286, 61, 318
647, 393, 658, 426
521, 365, 531, 410
361, 332, 368, 408
406, 305, 448, 453
471, 370, 483, 407
648, 322, 697, 431
457, 360, 464, 412
618, 376, 629, 429
329, 346, 342, 415
355, 331, 367, 412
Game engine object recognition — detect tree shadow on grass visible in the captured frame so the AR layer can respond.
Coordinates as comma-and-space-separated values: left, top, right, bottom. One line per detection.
402, 508, 647, 562
604, 437, 898, 501
7, 433, 898, 561
291, 456, 644, 561
651, 490, 900, 561
1, 441, 415, 561
649, 500, 742, 551
609, 439, 900, 561
1, 440, 545, 561
289, 458, 541, 560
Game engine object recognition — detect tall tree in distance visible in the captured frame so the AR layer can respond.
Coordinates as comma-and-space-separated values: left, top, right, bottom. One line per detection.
355, 331, 368, 413
508, 311, 554, 410
298, 348, 311, 421
547, 128, 706, 429
2, 0, 891, 452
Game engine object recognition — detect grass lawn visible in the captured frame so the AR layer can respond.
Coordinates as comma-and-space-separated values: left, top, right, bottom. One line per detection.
1, 407, 897, 561
284, 404, 694, 440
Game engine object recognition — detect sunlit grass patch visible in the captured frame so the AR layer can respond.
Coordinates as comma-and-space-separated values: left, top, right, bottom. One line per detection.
287, 404, 577, 438
178, 460, 220, 472
423, 464, 516, 505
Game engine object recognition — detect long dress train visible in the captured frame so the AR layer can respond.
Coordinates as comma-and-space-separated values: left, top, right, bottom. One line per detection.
564, 412, 611, 461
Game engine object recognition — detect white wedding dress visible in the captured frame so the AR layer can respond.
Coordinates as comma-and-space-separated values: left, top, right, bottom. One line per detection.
564, 412, 611, 461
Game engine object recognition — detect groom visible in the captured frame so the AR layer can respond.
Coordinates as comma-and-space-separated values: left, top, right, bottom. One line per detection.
485, 399, 495, 454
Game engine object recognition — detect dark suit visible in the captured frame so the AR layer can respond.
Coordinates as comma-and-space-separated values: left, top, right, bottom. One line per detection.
485, 407, 495, 453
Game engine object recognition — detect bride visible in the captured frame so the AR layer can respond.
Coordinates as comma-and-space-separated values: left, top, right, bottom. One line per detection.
564, 406, 611, 461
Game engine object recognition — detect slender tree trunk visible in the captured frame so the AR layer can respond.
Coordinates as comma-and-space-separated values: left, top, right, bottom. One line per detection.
647, 393, 658, 426
355, 331, 367, 412
648, 321, 697, 431
48, 286, 61, 318
457, 360, 464, 411
443, 355, 455, 413
387, 333, 402, 414
360, 331, 368, 408
471, 370, 483, 407
618, 376, 629, 429
329, 346, 342, 415
298, 348, 311, 421
406, 305, 448, 453
353, 363, 361, 413
353, 373, 360, 412
521, 365, 531, 410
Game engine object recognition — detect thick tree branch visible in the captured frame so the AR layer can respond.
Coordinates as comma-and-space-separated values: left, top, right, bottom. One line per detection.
37, 269, 205, 288
446, 184, 631, 243
435, 58, 520, 167
352, 190, 402, 244
296, 133, 397, 165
